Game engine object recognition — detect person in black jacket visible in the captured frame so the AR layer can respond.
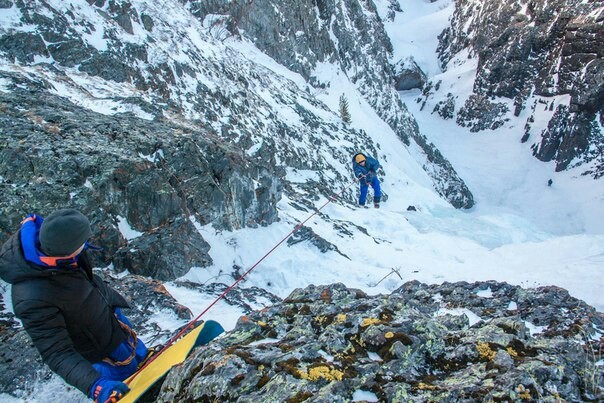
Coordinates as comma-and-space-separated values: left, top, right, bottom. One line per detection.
0, 209, 148, 402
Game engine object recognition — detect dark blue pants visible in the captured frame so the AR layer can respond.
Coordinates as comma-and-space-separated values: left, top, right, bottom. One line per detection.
92, 336, 148, 380
93, 309, 148, 380
359, 176, 381, 205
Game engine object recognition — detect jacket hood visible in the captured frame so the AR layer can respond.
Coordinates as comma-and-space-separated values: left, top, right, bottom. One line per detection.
0, 215, 90, 285
0, 229, 47, 285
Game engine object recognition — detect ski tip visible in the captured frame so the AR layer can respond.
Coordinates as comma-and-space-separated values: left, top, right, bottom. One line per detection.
194, 320, 225, 347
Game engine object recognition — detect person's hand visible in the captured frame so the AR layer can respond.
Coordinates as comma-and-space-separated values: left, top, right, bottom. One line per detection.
90, 378, 130, 403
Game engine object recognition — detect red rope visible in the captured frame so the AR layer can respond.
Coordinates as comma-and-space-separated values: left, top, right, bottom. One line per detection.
128, 174, 363, 381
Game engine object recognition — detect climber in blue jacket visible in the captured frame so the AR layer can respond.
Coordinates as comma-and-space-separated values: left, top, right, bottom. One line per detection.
352, 152, 381, 208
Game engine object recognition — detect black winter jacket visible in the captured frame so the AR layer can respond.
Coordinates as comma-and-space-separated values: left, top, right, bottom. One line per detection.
0, 230, 130, 395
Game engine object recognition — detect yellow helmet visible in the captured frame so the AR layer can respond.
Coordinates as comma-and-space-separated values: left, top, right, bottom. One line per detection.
355, 154, 366, 164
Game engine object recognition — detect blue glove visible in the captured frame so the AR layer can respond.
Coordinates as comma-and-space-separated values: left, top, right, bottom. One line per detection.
90, 378, 130, 403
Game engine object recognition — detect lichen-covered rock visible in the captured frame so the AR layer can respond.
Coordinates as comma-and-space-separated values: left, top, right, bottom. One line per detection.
158, 281, 604, 402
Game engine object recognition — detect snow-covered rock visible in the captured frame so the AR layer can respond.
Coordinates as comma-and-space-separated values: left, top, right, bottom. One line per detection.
437, 0, 603, 176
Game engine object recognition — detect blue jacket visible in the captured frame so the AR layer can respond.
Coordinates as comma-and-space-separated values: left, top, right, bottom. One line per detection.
352, 153, 380, 180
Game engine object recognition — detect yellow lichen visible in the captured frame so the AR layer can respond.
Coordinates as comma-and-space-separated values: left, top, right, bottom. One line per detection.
385, 331, 394, 339
477, 341, 496, 361
361, 318, 381, 327
299, 365, 344, 381
515, 384, 531, 400
257, 321, 267, 327
335, 314, 347, 323
417, 382, 438, 390
506, 347, 518, 358
351, 334, 366, 347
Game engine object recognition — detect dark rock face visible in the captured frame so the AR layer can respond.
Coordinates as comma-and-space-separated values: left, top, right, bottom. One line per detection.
112, 218, 212, 281
432, 93, 456, 120
0, 74, 281, 280
0, 32, 49, 63
533, 104, 602, 172
393, 58, 427, 91
158, 281, 604, 401
287, 225, 350, 259
438, 0, 603, 177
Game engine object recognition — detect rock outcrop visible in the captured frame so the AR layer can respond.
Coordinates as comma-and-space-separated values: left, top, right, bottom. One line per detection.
438, 0, 603, 176
0, 75, 281, 280
158, 281, 604, 402
393, 57, 427, 91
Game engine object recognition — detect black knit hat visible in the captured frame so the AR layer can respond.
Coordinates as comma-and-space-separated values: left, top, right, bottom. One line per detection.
39, 209, 92, 256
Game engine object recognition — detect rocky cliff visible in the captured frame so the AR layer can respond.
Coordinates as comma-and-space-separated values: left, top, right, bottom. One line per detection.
0, 73, 283, 280
158, 281, 604, 402
437, 0, 603, 177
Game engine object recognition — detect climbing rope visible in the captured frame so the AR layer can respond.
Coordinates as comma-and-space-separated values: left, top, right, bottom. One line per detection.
128, 173, 365, 380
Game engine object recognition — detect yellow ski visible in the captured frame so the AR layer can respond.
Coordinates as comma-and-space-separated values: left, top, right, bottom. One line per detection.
120, 320, 223, 403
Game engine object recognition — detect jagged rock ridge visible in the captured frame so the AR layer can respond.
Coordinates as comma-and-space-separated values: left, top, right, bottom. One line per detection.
437, 0, 603, 177
158, 281, 604, 402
